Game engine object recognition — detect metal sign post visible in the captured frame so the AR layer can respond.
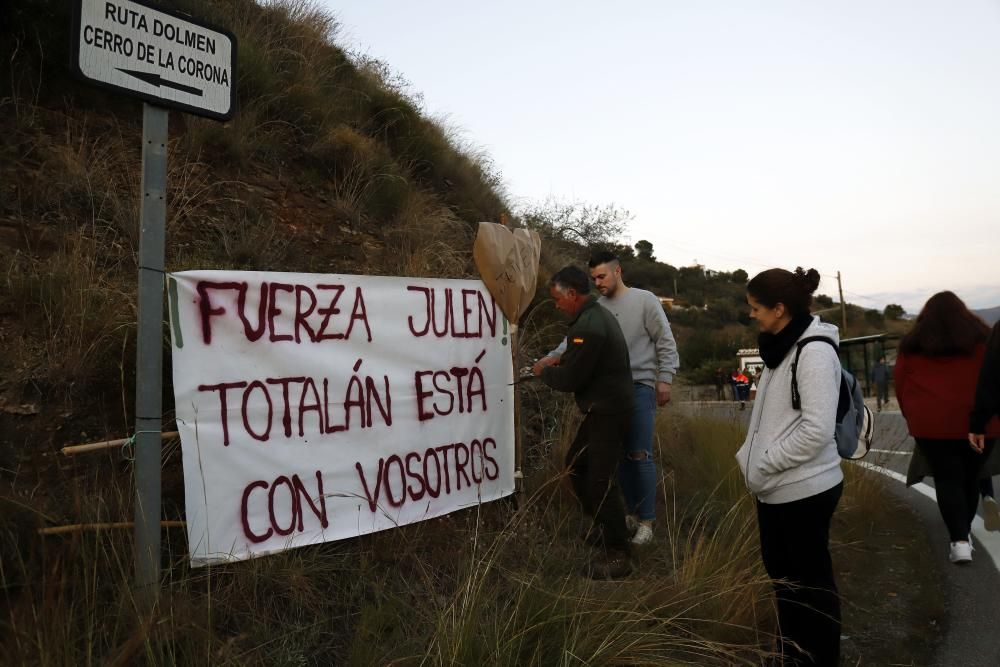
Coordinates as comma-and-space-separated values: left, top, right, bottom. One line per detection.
72, 0, 236, 607
135, 103, 168, 604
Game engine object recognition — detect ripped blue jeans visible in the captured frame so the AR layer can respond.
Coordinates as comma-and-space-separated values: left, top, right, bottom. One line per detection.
618, 383, 657, 521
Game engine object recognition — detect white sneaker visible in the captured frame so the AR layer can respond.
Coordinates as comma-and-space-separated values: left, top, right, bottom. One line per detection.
949, 541, 973, 564
631, 522, 654, 545
983, 497, 1000, 532
625, 514, 639, 534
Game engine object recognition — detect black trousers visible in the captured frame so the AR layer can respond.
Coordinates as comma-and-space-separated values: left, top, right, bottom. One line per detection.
916, 438, 996, 542
757, 482, 843, 666
875, 382, 889, 408
566, 411, 630, 552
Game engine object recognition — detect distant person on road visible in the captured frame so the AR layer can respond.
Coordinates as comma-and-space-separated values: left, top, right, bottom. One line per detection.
535, 251, 680, 546
730, 369, 750, 409
714, 367, 726, 401
895, 292, 999, 564
533, 265, 634, 579
871, 356, 891, 411
969, 320, 1000, 531
737, 267, 843, 666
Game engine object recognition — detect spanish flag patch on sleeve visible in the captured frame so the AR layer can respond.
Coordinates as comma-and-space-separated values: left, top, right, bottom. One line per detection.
572, 337, 585, 344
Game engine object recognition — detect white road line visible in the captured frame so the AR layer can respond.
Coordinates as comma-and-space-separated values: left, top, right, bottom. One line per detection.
868, 449, 910, 455
857, 461, 1000, 572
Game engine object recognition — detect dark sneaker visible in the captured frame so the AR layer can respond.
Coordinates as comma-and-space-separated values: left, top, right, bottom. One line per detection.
585, 552, 633, 580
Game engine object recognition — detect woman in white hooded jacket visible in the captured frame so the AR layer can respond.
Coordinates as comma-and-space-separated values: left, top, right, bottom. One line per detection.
736, 267, 843, 667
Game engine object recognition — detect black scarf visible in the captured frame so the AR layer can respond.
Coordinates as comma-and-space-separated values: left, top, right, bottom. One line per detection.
758, 314, 814, 369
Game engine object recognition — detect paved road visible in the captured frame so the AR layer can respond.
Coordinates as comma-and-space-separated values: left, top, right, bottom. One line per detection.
678, 401, 1000, 667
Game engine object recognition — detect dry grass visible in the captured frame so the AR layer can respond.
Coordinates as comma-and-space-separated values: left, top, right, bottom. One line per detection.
0, 107, 239, 398
3, 232, 133, 398
178, 0, 507, 225
1, 414, 781, 666
385, 190, 475, 279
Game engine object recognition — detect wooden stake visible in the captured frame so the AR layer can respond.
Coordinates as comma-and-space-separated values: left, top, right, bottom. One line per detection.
61, 431, 179, 456
38, 520, 185, 536
512, 323, 523, 493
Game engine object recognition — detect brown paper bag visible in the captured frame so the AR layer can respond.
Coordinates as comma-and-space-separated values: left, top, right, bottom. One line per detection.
473, 222, 541, 324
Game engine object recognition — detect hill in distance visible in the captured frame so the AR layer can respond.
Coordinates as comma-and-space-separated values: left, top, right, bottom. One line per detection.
974, 306, 1000, 325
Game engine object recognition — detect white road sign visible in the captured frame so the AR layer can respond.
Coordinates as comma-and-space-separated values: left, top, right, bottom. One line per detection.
73, 0, 236, 120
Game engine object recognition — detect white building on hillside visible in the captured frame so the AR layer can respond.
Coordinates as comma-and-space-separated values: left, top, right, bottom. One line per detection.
737, 348, 763, 379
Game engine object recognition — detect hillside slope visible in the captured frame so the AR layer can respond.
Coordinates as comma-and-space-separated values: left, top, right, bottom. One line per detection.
975, 306, 1000, 326
1, 0, 514, 433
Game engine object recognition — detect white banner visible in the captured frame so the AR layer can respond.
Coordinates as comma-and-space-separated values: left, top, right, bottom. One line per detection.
167, 271, 514, 566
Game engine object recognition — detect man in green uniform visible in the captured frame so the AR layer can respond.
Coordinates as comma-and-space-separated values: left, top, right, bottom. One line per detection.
533, 265, 634, 578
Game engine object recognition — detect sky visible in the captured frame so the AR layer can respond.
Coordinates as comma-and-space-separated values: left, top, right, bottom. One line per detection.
326, 0, 1000, 314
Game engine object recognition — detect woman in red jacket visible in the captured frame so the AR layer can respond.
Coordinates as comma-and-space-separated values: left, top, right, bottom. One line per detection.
895, 291, 998, 564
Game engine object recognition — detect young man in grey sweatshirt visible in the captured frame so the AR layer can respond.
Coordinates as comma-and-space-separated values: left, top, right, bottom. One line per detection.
534, 251, 680, 545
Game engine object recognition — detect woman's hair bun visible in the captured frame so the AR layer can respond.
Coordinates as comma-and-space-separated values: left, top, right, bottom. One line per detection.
747, 266, 820, 317
794, 267, 821, 295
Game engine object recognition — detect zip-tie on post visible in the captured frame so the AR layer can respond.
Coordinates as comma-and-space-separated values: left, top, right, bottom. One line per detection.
122, 434, 136, 460
123, 430, 162, 462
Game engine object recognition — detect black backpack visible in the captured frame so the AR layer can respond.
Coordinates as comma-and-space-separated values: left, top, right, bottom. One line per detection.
790, 337, 874, 460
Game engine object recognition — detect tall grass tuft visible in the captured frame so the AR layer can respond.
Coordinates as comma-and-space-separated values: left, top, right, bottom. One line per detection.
3, 232, 134, 397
